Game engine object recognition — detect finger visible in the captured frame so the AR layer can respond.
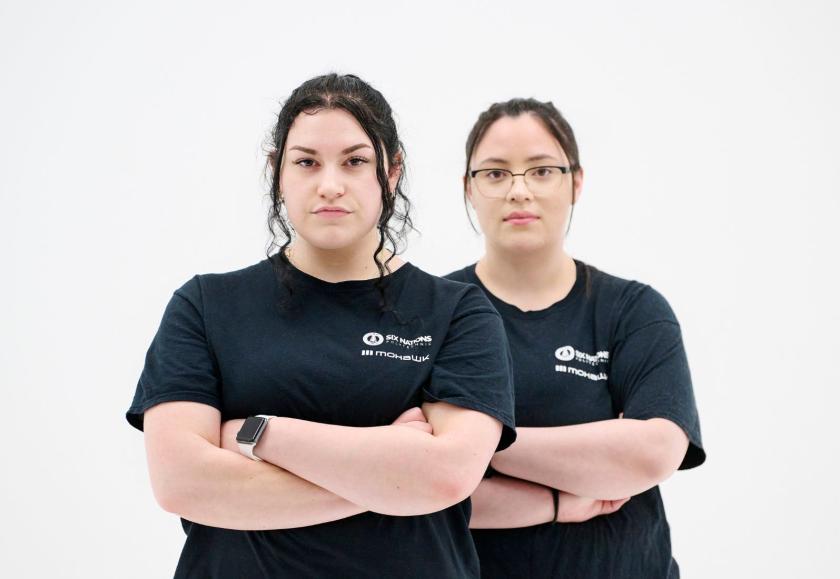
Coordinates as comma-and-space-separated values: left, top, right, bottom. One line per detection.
392, 407, 425, 424
400, 420, 433, 434
602, 498, 630, 514
413, 422, 434, 434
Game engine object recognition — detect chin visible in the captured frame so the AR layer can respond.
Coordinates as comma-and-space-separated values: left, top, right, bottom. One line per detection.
496, 231, 553, 254
299, 228, 366, 251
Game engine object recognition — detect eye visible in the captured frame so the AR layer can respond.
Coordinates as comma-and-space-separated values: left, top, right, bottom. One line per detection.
294, 158, 316, 168
485, 170, 507, 180
346, 156, 370, 167
533, 167, 554, 178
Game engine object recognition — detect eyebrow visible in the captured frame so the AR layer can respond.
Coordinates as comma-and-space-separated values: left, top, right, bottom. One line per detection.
477, 154, 560, 166
288, 143, 372, 155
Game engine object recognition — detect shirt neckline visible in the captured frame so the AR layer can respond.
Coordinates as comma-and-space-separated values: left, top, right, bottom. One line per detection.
464, 259, 586, 319
265, 255, 415, 294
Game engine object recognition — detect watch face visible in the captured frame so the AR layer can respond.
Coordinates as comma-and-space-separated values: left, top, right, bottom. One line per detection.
236, 416, 267, 444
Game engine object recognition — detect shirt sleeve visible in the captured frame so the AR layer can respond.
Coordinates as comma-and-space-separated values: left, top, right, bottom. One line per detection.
126, 275, 222, 431
609, 285, 706, 469
422, 285, 517, 451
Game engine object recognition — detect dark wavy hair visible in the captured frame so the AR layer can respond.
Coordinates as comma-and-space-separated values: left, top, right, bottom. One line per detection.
264, 73, 413, 308
463, 98, 582, 234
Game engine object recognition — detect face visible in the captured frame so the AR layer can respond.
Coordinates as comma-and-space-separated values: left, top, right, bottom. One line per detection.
279, 108, 400, 252
466, 113, 582, 254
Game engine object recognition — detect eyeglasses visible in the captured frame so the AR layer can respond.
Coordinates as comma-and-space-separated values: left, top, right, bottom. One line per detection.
469, 166, 572, 198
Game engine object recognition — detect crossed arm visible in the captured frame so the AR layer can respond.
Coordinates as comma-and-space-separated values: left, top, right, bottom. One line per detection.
143, 400, 502, 530
490, 417, 689, 500
469, 417, 689, 528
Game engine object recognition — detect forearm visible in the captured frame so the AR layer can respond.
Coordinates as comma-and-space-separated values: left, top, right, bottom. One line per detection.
255, 416, 487, 516
490, 418, 688, 500
468, 474, 555, 529
154, 434, 365, 530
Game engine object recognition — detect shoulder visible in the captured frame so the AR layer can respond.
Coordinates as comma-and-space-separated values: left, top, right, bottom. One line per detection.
172, 258, 272, 309
581, 261, 680, 332
407, 264, 498, 317
441, 264, 476, 284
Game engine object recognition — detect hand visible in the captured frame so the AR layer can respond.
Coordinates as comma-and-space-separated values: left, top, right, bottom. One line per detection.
392, 406, 433, 434
220, 418, 245, 452
555, 491, 629, 523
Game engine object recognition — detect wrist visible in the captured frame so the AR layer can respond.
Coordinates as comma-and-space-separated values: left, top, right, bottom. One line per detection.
253, 416, 283, 460
236, 414, 281, 461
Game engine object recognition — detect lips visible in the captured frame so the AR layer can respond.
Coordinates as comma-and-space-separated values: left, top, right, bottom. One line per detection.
313, 206, 351, 217
504, 211, 539, 224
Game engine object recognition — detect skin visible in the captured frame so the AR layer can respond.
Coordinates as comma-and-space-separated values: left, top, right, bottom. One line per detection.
468, 473, 629, 529
464, 113, 690, 526
143, 108, 504, 529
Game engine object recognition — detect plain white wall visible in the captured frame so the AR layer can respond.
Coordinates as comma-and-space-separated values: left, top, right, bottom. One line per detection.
2, 0, 838, 576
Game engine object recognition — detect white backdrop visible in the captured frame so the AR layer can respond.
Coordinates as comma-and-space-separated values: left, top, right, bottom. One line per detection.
2, 1, 838, 577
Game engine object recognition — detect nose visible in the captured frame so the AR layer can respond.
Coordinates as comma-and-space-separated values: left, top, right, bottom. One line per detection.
316, 168, 346, 200
506, 173, 533, 203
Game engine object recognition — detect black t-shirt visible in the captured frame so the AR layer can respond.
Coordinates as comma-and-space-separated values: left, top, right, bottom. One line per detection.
445, 260, 705, 579
127, 257, 517, 579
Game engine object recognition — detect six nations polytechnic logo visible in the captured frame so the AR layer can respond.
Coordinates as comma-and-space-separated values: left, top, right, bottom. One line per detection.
554, 345, 576, 361
363, 332, 384, 346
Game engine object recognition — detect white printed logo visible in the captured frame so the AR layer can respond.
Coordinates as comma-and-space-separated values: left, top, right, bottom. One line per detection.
363, 332, 384, 346
555, 346, 576, 361
361, 331, 433, 363
555, 365, 608, 382
554, 345, 610, 382
554, 345, 609, 366
361, 350, 430, 363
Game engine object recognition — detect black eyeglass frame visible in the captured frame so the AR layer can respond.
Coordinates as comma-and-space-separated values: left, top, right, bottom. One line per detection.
468, 165, 573, 180
468, 165, 575, 198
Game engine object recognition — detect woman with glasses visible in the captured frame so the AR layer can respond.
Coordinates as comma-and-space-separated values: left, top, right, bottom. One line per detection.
445, 99, 705, 578
126, 74, 517, 578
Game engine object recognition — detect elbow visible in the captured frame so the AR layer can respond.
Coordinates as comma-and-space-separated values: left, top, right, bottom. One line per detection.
408, 476, 462, 514
643, 455, 678, 484
430, 464, 483, 509
434, 477, 470, 508
150, 473, 199, 517
427, 442, 497, 509
152, 481, 187, 515
642, 419, 690, 483
152, 484, 179, 514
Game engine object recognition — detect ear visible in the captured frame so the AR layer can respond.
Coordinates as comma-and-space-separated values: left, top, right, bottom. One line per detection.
387, 152, 403, 194
273, 150, 287, 195
571, 167, 584, 204
464, 175, 474, 206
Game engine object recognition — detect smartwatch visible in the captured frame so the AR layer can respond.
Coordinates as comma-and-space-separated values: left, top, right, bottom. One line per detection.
235, 415, 275, 461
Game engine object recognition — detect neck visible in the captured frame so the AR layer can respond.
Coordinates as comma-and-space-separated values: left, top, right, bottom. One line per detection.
476, 242, 576, 310
287, 232, 400, 283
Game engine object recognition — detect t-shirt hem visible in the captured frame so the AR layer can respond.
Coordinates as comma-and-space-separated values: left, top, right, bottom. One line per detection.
126, 391, 222, 432
622, 410, 706, 469
421, 389, 517, 451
